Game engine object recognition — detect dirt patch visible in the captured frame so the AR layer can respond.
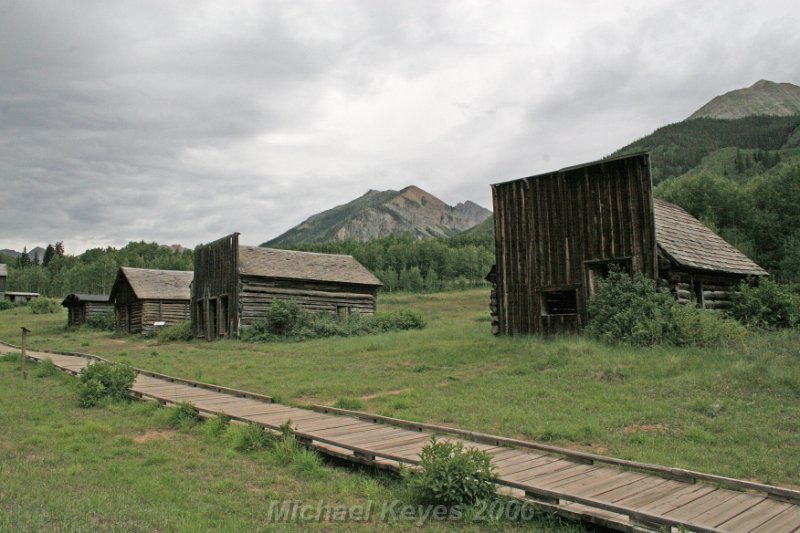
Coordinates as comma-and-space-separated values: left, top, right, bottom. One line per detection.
134, 429, 177, 444
360, 389, 411, 401
623, 424, 668, 434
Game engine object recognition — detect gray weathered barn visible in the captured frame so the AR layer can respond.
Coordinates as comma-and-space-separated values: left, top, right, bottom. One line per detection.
109, 267, 193, 334
0, 264, 6, 296
191, 233, 383, 340
490, 153, 767, 336
61, 293, 113, 326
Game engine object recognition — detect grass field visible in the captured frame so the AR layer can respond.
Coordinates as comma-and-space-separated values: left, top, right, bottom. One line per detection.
0, 356, 579, 532
2, 289, 799, 491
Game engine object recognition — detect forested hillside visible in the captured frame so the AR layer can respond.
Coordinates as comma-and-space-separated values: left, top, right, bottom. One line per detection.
4, 242, 193, 297
613, 115, 800, 184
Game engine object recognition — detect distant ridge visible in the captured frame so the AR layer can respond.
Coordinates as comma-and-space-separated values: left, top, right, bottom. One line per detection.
688, 80, 800, 120
263, 186, 491, 247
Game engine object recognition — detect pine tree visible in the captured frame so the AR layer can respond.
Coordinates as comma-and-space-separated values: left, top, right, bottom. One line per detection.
42, 244, 55, 266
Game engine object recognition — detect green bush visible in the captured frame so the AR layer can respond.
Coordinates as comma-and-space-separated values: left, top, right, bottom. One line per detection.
85, 310, 115, 331
240, 301, 425, 342
727, 279, 800, 330
30, 297, 61, 314
77, 361, 136, 408
159, 321, 193, 341
404, 437, 496, 507
0, 300, 16, 311
586, 269, 745, 346
166, 402, 202, 429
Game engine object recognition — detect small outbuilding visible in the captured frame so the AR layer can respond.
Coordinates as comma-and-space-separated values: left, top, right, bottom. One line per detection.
490, 153, 767, 336
109, 267, 193, 335
3, 291, 40, 303
191, 233, 383, 340
61, 293, 112, 326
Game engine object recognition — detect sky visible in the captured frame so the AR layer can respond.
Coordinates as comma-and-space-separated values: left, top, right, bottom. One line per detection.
1, 0, 798, 254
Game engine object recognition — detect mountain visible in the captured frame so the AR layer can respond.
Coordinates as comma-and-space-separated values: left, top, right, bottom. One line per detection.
0, 246, 46, 263
688, 80, 800, 120
264, 186, 492, 247
612, 115, 800, 184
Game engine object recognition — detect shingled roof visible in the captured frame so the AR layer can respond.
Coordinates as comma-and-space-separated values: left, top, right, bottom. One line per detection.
238, 246, 382, 286
61, 293, 110, 306
113, 267, 193, 300
654, 199, 767, 276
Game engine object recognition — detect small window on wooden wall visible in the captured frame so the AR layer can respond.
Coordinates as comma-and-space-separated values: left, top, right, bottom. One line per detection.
541, 290, 577, 316
586, 259, 632, 296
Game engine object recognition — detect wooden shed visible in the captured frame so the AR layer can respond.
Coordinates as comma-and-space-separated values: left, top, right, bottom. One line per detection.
0, 263, 6, 296
61, 293, 112, 326
109, 267, 193, 335
490, 153, 767, 336
191, 233, 383, 340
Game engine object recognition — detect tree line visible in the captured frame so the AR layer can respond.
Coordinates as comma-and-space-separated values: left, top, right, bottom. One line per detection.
3, 242, 193, 298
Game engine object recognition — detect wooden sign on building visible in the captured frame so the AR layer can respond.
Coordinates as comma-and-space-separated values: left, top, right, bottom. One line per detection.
490, 153, 767, 336
191, 233, 383, 340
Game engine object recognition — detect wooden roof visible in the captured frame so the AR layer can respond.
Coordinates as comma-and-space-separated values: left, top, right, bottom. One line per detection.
61, 293, 110, 306
654, 199, 768, 276
112, 267, 193, 301
238, 246, 383, 286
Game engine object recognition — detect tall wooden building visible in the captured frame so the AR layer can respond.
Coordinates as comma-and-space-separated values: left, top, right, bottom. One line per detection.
0, 264, 6, 296
490, 153, 767, 336
61, 293, 112, 326
109, 267, 193, 335
191, 233, 383, 340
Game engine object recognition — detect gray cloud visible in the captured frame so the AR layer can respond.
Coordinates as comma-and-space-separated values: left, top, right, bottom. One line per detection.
0, 0, 798, 254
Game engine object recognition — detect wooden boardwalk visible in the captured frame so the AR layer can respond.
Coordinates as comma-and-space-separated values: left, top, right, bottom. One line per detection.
4, 342, 800, 533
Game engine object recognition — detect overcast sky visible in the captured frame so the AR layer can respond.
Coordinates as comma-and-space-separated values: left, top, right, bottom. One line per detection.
1, 0, 798, 254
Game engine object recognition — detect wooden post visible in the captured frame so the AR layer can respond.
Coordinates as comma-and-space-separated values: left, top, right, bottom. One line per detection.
20, 326, 30, 379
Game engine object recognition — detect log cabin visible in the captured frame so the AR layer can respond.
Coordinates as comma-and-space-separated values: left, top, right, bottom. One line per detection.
109, 267, 193, 335
61, 293, 112, 326
191, 233, 383, 340
490, 152, 767, 336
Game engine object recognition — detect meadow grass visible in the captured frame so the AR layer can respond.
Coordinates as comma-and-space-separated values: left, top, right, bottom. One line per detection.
0, 361, 577, 532
1, 289, 798, 487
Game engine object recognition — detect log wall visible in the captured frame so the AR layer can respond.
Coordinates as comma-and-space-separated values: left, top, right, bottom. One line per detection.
492, 154, 657, 335
239, 276, 378, 327
67, 301, 113, 326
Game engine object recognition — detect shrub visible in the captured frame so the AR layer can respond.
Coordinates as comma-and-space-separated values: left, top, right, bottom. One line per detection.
30, 298, 61, 314
159, 321, 192, 342
404, 438, 496, 507
77, 361, 136, 408
727, 279, 800, 330
230, 423, 273, 452
240, 301, 426, 342
167, 402, 202, 429
35, 358, 60, 378
85, 310, 115, 331
586, 269, 745, 346
0, 300, 16, 311
371, 309, 426, 331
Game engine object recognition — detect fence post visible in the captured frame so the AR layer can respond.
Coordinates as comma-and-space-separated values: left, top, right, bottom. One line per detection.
20, 326, 30, 379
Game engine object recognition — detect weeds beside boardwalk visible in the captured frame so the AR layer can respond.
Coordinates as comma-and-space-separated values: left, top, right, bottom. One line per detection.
0, 360, 577, 532
2, 288, 799, 489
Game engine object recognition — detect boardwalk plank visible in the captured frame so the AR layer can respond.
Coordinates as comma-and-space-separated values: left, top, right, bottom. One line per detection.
719, 499, 792, 532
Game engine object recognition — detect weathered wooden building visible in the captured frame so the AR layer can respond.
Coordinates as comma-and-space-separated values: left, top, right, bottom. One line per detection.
109, 267, 193, 335
191, 233, 383, 340
61, 293, 112, 326
0, 264, 6, 297
490, 153, 767, 336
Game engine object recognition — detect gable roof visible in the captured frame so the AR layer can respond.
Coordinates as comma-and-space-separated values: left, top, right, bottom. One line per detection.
61, 293, 110, 306
653, 199, 767, 276
112, 267, 193, 300
238, 246, 382, 286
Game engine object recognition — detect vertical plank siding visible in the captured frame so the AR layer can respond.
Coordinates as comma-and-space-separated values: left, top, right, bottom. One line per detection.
190, 233, 240, 340
492, 154, 656, 336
